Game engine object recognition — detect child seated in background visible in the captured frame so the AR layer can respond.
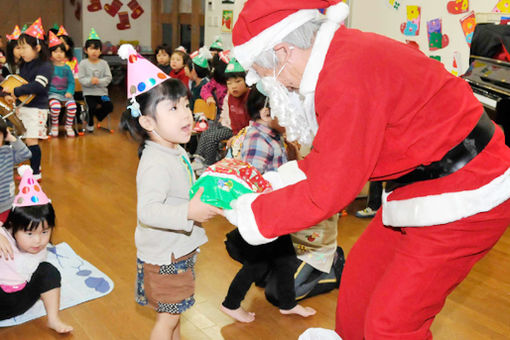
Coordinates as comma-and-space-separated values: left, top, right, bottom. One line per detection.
56, 25, 79, 76
221, 83, 316, 323
185, 48, 211, 111
77, 29, 113, 132
155, 43, 172, 75
48, 32, 77, 137
1, 26, 22, 77
0, 166, 72, 334
192, 57, 250, 174
200, 52, 228, 111
169, 49, 190, 89
0, 119, 31, 224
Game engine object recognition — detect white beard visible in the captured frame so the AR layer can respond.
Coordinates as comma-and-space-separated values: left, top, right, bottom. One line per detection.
260, 77, 317, 146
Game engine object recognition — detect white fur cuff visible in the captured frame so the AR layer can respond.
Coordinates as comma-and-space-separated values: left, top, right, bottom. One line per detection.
232, 193, 277, 245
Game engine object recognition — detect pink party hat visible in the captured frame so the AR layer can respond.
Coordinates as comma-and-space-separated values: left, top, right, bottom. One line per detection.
48, 31, 62, 48
118, 44, 171, 99
12, 165, 50, 208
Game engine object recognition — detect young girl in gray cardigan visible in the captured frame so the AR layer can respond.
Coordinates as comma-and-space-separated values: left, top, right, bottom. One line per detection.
119, 44, 222, 340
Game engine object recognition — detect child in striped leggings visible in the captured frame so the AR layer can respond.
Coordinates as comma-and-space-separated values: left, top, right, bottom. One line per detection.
48, 32, 76, 137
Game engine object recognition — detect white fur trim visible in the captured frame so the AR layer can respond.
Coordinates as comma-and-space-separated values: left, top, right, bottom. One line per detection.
118, 44, 136, 60
278, 160, 307, 186
233, 9, 320, 69
232, 193, 278, 245
382, 167, 510, 227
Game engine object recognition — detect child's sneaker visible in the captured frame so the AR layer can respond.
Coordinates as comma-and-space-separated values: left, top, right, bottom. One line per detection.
33, 173, 42, 181
86, 124, 94, 132
50, 125, 59, 137
65, 126, 75, 137
355, 207, 377, 218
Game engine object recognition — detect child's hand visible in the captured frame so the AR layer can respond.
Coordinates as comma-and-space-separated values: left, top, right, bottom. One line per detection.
5, 130, 16, 142
188, 187, 224, 223
0, 233, 14, 260
65, 92, 73, 98
4, 95, 14, 105
91, 77, 99, 85
206, 96, 216, 105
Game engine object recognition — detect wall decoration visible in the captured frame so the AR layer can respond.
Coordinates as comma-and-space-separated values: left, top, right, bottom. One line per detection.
460, 11, 476, 47
447, 0, 469, 15
451, 51, 462, 76
493, 0, 510, 13
104, 0, 123, 17
427, 18, 449, 51
127, 0, 144, 19
117, 11, 131, 30
430, 56, 441, 62
222, 10, 233, 33
386, 0, 401, 11
87, 0, 102, 12
400, 6, 420, 36
76, 1, 82, 20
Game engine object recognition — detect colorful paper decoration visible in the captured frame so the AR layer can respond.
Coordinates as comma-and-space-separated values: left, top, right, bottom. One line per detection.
57, 25, 69, 36
87, 28, 101, 40
24, 18, 45, 40
6, 25, 21, 41
493, 0, 510, 13
222, 10, 233, 32
225, 58, 245, 74
400, 6, 421, 36
460, 11, 476, 47
87, 0, 102, 12
116, 11, 131, 30
127, 0, 144, 19
447, 0, 469, 15
189, 159, 272, 209
451, 51, 462, 76
386, 0, 401, 11
427, 18, 449, 51
48, 31, 62, 48
430, 56, 441, 62
12, 166, 50, 208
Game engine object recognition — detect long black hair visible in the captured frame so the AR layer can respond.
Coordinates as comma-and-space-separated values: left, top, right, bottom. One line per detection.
120, 78, 188, 158
18, 33, 50, 62
4, 40, 21, 74
4, 203, 56, 234
60, 35, 75, 61
210, 54, 227, 85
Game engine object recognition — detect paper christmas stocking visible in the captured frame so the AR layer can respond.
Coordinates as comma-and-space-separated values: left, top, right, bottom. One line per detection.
400, 6, 421, 36
127, 0, 144, 19
447, 0, 469, 15
116, 11, 131, 30
427, 18, 449, 51
104, 0, 123, 17
87, 0, 102, 12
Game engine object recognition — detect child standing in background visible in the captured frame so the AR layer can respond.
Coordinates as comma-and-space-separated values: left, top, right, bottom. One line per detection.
192, 57, 250, 173
118, 44, 222, 340
77, 29, 113, 132
169, 49, 190, 89
3, 18, 53, 181
0, 166, 72, 334
48, 32, 76, 137
0, 118, 31, 223
221, 83, 316, 323
1, 26, 22, 77
155, 44, 172, 75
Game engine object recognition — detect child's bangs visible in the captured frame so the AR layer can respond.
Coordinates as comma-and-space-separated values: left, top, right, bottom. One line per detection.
153, 78, 189, 105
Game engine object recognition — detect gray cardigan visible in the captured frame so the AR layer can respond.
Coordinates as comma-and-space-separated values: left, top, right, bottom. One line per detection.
77, 59, 112, 96
135, 141, 207, 265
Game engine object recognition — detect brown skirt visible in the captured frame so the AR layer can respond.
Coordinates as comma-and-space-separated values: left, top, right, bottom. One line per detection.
136, 250, 197, 314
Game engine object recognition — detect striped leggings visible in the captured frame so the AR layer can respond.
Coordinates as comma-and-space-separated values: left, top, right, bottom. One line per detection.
49, 99, 77, 127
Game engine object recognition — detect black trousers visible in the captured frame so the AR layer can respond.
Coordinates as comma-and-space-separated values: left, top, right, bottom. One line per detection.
85, 95, 114, 125
0, 262, 61, 320
222, 229, 297, 310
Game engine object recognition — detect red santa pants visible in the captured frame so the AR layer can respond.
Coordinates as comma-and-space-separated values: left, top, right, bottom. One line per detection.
336, 198, 510, 340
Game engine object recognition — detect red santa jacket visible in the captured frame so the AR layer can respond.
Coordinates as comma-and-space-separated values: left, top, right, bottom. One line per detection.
249, 27, 510, 238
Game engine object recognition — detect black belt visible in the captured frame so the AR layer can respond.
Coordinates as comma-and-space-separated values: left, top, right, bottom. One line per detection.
385, 112, 495, 193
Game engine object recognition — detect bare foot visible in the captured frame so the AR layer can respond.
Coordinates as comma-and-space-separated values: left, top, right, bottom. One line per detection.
280, 304, 316, 317
48, 317, 73, 333
220, 304, 256, 323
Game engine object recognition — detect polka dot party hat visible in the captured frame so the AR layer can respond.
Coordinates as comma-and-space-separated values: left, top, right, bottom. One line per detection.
6, 25, 21, 41
24, 17, 45, 40
12, 165, 50, 208
48, 31, 62, 48
118, 44, 171, 99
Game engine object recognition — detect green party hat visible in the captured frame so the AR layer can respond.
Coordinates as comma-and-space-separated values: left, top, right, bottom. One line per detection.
210, 36, 223, 50
87, 28, 101, 40
52, 23, 59, 30
21, 24, 28, 32
192, 54, 209, 68
225, 57, 245, 73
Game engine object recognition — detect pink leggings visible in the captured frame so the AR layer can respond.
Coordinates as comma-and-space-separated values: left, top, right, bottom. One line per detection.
336, 198, 510, 340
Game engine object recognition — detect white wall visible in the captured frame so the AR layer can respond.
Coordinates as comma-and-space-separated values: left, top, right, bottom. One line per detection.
204, 0, 246, 50
81, 0, 152, 52
350, 0, 498, 74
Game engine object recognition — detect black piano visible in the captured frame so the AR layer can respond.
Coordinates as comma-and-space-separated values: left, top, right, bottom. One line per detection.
462, 24, 510, 146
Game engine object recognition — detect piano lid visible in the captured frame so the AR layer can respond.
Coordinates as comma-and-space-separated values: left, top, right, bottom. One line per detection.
463, 55, 510, 97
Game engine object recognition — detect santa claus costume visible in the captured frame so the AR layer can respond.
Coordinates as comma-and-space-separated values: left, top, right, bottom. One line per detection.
227, 1, 510, 339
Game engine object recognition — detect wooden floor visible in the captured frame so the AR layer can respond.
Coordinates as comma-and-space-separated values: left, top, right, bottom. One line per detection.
1, 86, 510, 339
